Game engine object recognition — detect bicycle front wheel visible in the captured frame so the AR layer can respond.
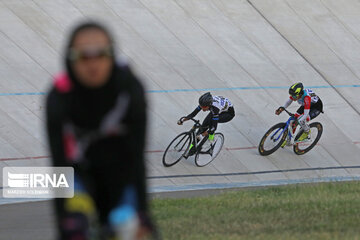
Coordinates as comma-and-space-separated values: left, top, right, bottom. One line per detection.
162, 132, 191, 167
195, 133, 224, 167
293, 122, 323, 155
258, 123, 287, 156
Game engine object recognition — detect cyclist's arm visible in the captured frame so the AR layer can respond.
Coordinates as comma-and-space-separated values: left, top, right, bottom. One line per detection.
128, 76, 156, 233
46, 89, 68, 233
186, 106, 201, 119
283, 97, 293, 109
302, 96, 311, 120
46, 89, 67, 167
126, 70, 149, 217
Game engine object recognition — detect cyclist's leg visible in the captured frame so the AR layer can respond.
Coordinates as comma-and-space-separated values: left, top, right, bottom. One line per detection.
196, 113, 212, 135
295, 105, 310, 131
202, 107, 234, 143
281, 106, 304, 146
209, 108, 234, 140
298, 100, 323, 127
309, 99, 323, 120
297, 103, 324, 141
297, 101, 323, 142
186, 113, 212, 157
295, 106, 304, 118
218, 107, 235, 123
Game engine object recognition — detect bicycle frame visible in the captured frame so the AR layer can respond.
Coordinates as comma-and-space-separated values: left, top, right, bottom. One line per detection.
180, 117, 208, 155
270, 110, 299, 146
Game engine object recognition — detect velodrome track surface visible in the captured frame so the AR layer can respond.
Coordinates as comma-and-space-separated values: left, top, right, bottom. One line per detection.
1, 0, 360, 207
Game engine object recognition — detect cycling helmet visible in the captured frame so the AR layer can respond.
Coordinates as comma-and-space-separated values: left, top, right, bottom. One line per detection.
199, 92, 213, 107
289, 82, 304, 98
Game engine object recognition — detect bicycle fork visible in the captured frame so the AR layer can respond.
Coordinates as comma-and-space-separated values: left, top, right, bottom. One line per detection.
281, 120, 298, 147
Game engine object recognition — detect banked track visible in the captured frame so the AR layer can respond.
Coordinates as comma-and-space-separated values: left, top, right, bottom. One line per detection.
0, 0, 360, 202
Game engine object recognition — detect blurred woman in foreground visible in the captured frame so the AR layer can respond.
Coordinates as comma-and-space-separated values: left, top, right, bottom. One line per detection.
46, 21, 154, 240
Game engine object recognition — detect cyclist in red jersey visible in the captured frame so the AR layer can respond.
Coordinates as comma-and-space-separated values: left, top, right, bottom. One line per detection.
275, 82, 323, 142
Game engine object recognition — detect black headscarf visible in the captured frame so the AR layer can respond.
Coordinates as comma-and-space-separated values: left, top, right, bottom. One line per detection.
64, 21, 125, 128
65, 21, 117, 91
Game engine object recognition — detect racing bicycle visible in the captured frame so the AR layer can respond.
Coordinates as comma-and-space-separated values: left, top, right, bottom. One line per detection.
258, 108, 323, 156
162, 117, 224, 167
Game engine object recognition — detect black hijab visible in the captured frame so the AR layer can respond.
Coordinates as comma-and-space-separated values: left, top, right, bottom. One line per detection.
65, 21, 117, 90
64, 22, 126, 128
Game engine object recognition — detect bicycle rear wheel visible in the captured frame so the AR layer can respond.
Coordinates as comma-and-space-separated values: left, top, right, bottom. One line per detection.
293, 122, 323, 155
258, 123, 287, 156
162, 132, 191, 167
195, 133, 224, 167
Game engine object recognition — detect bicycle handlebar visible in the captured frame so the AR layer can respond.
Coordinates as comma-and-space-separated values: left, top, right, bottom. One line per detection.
179, 117, 201, 125
279, 107, 295, 118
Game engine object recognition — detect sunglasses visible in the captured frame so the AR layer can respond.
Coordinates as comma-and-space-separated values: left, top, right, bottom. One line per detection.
68, 46, 113, 62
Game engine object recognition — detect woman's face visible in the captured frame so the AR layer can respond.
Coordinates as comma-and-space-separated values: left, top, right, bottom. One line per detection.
70, 29, 113, 88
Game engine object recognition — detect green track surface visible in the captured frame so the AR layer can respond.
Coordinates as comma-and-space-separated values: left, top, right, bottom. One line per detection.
152, 181, 360, 240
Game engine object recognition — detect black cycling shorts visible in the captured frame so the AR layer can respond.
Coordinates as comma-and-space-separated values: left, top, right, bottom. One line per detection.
201, 107, 235, 129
